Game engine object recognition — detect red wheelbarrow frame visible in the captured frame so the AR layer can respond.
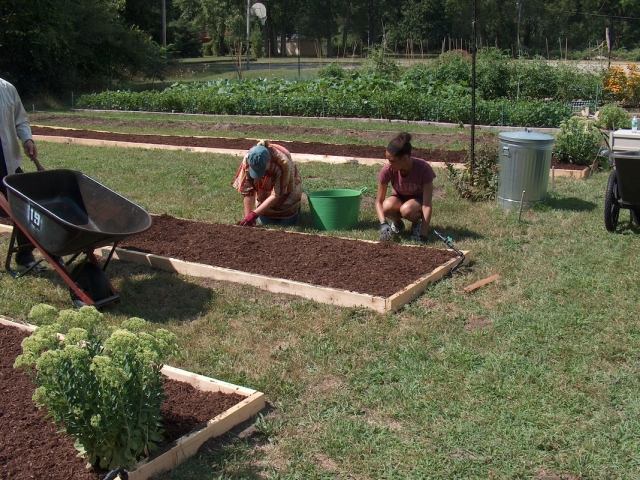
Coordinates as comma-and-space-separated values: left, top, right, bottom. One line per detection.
0, 193, 119, 308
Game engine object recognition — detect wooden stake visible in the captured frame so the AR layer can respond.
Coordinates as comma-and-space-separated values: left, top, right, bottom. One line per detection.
463, 274, 500, 293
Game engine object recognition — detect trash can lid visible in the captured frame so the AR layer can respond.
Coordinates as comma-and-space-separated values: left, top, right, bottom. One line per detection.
499, 130, 555, 145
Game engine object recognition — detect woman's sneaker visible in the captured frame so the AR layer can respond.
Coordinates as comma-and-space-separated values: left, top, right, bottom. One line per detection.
390, 220, 405, 235
410, 220, 423, 240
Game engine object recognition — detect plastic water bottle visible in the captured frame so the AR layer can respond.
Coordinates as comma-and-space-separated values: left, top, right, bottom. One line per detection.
633, 115, 638, 132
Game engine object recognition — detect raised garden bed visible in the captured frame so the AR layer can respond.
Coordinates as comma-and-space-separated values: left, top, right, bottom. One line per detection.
32, 125, 588, 177
0, 316, 265, 480
31, 125, 464, 168
103, 215, 468, 312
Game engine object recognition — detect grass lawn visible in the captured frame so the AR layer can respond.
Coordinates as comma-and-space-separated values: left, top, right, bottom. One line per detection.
2, 141, 639, 479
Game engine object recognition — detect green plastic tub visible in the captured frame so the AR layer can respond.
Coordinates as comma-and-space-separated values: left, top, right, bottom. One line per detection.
306, 188, 366, 231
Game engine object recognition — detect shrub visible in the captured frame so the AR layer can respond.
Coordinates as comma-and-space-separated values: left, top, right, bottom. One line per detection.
318, 62, 347, 80
476, 48, 510, 99
595, 103, 630, 130
446, 142, 499, 201
15, 305, 178, 470
362, 45, 400, 79
603, 65, 640, 107
434, 50, 471, 86
553, 116, 602, 165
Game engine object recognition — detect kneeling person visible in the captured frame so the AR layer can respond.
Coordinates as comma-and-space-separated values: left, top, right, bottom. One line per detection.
375, 132, 435, 242
233, 140, 302, 226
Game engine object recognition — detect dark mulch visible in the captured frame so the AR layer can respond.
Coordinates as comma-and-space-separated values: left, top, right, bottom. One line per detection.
0, 325, 244, 480
120, 215, 457, 298
551, 157, 590, 170
32, 126, 465, 163
32, 126, 588, 170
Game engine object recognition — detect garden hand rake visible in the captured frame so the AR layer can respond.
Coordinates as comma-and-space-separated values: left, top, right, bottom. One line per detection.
432, 229, 465, 274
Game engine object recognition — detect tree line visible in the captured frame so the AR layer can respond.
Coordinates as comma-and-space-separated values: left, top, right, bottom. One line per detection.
1, 0, 638, 97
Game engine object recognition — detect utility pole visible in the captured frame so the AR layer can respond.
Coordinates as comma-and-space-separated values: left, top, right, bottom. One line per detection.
161, 0, 167, 47
516, 0, 521, 57
246, 0, 251, 70
471, 0, 477, 181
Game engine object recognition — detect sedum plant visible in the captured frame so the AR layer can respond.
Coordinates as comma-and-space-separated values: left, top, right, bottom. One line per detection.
15, 304, 178, 470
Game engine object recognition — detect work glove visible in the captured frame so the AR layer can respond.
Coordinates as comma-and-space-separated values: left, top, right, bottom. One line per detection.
379, 221, 394, 241
238, 211, 259, 227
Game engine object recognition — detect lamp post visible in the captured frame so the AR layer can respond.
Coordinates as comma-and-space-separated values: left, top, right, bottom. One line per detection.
470, 0, 477, 181
161, 0, 167, 47
246, 0, 251, 70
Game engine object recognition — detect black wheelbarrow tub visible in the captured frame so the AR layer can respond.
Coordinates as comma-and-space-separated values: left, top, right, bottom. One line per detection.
613, 150, 640, 207
3, 169, 152, 256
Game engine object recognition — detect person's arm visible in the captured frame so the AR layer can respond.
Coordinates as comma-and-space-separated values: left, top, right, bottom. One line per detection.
243, 193, 256, 216
375, 182, 388, 224
421, 182, 433, 231
12, 86, 40, 168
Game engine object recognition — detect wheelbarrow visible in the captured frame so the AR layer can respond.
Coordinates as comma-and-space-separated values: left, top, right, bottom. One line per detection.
1, 169, 152, 307
604, 150, 640, 232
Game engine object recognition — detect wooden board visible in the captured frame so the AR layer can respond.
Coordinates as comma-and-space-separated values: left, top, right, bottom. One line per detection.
0, 316, 266, 480
102, 247, 389, 312
462, 273, 500, 293
99, 245, 469, 313
550, 166, 590, 179
386, 252, 469, 311
33, 134, 464, 170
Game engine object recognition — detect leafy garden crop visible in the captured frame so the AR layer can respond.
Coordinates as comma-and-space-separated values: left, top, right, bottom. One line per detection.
553, 117, 603, 166
14, 304, 178, 470
77, 50, 605, 127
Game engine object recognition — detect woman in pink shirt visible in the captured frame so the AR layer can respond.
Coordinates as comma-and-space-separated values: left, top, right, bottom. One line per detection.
375, 132, 435, 242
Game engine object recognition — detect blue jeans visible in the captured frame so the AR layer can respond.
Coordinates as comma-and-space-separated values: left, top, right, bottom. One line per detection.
257, 213, 299, 226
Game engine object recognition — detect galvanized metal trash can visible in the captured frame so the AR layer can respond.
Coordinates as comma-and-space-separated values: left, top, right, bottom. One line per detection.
497, 130, 555, 210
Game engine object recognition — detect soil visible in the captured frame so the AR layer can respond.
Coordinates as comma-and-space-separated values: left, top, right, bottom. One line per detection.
31, 113, 487, 149
551, 156, 590, 170
0, 325, 244, 480
119, 215, 458, 298
32, 125, 466, 164
32, 125, 585, 170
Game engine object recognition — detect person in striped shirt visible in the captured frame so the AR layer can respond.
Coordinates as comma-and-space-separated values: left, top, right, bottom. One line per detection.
232, 140, 302, 226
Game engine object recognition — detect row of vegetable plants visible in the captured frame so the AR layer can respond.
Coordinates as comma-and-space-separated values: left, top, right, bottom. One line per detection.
77, 50, 609, 127
78, 82, 572, 127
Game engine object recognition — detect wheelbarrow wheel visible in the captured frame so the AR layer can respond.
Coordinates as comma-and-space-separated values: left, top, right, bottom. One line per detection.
604, 171, 620, 232
69, 261, 111, 307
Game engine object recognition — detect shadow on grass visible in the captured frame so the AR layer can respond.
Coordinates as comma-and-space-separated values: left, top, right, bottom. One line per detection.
105, 262, 214, 324
540, 196, 598, 212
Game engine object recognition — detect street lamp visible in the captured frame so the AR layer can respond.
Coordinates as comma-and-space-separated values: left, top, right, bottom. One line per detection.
246, 2, 267, 70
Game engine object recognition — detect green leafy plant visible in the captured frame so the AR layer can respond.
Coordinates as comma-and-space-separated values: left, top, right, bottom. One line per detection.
553, 116, 602, 165
14, 304, 178, 470
595, 103, 630, 130
446, 142, 499, 201
318, 62, 346, 80
361, 45, 400, 79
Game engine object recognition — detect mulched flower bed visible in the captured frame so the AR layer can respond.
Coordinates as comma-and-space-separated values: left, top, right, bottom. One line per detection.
0, 325, 244, 480
32, 126, 465, 163
119, 215, 457, 298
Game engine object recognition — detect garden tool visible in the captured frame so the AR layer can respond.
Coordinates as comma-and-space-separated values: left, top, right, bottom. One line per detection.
432, 229, 465, 273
